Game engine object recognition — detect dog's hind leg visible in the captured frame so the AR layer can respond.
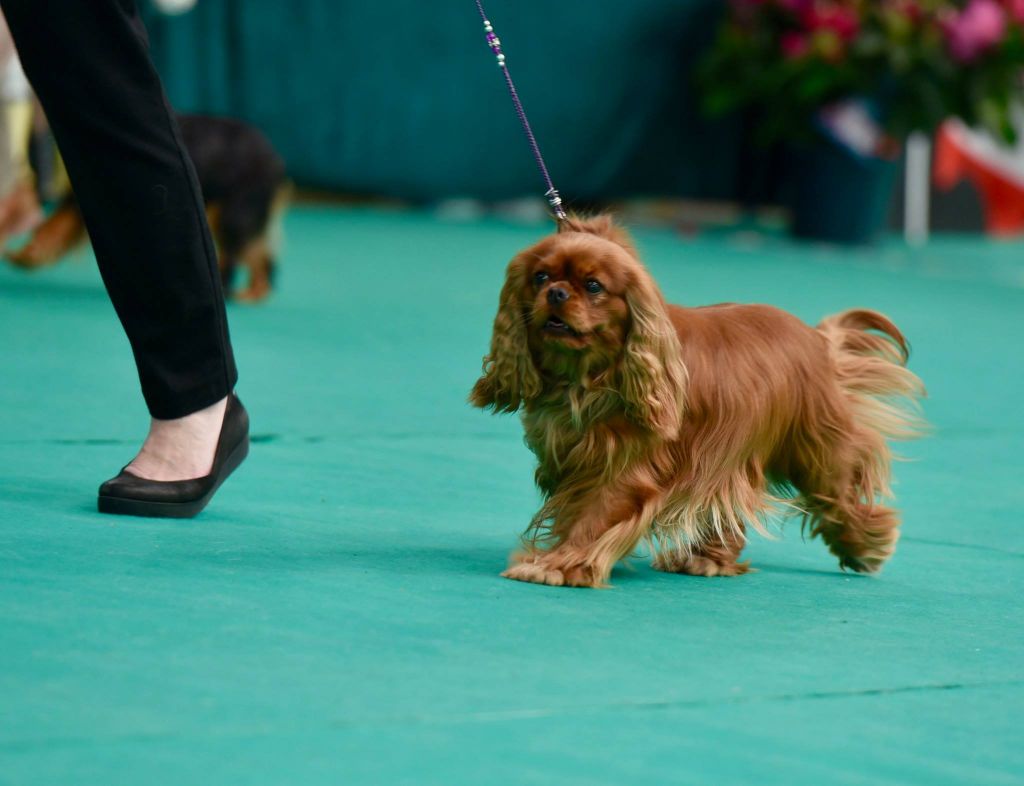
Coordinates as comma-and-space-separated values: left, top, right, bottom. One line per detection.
802, 482, 901, 574
794, 428, 901, 574
806, 309, 925, 572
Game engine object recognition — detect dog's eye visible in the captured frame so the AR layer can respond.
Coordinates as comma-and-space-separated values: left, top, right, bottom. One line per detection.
584, 279, 603, 294
533, 271, 549, 286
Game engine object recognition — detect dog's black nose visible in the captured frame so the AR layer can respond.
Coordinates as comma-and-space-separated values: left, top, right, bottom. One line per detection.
547, 287, 569, 305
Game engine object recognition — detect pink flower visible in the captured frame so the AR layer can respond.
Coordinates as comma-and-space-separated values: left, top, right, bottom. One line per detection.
944, 0, 1008, 63
781, 31, 811, 58
803, 4, 861, 41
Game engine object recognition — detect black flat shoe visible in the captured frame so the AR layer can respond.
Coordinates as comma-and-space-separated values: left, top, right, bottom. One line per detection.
97, 394, 250, 518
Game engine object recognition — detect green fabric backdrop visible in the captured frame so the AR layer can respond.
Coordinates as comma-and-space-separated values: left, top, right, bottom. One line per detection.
141, 0, 737, 202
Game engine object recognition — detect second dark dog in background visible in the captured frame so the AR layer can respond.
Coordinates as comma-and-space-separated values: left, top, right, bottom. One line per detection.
7, 114, 289, 302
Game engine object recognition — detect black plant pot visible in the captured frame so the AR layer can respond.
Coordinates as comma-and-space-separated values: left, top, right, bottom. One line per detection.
786, 134, 898, 245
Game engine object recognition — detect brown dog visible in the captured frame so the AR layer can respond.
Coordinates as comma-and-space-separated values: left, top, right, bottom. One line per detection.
471, 215, 926, 588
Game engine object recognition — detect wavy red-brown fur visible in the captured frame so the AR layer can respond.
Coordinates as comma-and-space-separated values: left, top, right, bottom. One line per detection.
471, 215, 926, 587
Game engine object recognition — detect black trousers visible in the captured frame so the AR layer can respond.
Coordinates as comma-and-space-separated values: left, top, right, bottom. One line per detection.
2, 0, 237, 419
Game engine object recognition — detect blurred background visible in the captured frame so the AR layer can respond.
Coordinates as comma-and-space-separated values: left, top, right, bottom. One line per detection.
3, 0, 1024, 264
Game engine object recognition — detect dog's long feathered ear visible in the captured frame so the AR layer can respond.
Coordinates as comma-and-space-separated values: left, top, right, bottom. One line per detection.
558, 213, 638, 258
470, 254, 541, 412
619, 269, 688, 439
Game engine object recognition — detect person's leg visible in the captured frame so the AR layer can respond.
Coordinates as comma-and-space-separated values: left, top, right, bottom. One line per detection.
1, 0, 239, 482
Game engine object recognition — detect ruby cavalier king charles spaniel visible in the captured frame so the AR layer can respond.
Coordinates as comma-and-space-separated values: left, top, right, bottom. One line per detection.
471, 215, 926, 588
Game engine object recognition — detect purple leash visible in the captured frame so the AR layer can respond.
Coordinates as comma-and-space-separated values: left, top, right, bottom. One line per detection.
474, 0, 567, 222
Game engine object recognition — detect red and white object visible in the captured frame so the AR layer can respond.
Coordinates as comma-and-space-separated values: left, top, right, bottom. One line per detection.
935, 111, 1024, 236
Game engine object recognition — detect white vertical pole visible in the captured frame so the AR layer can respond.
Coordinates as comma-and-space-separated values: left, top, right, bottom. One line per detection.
904, 132, 931, 245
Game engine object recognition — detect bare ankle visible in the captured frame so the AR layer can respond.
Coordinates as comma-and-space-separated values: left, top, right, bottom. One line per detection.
125, 396, 229, 482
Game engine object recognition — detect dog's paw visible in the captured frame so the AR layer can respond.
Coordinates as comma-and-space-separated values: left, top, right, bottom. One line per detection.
831, 539, 894, 574
502, 561, 566, 586
837, 553, 885, 574
5, 245, 51, 270
653, 553, 752, 577
502, 556, 603, 588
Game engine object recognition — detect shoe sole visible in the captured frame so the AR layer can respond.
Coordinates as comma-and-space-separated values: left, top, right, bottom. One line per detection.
97, 436, 250, 519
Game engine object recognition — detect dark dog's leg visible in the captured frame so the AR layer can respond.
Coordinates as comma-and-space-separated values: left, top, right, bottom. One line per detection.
216, 189, 280, 303
6, 197, 86, 269
233, 236, 273, 302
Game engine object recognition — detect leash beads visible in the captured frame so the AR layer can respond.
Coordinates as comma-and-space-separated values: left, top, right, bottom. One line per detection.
474, 0, 567, 222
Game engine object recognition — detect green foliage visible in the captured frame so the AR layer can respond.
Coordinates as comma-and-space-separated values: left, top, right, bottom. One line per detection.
699, 0, 1024, 143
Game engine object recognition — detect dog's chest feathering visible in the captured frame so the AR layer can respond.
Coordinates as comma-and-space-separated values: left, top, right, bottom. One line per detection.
522, 390, 653, 490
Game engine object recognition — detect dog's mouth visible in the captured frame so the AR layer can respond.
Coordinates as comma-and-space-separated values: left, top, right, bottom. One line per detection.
542, 315, 580, 337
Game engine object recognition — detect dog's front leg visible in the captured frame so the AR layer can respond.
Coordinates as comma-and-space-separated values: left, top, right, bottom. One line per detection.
502, 485, 659, 588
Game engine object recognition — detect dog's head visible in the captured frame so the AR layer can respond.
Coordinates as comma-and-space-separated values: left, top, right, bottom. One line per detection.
470, 215, 687, 438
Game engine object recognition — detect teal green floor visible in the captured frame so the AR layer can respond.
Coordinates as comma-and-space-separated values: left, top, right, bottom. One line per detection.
1, 208, 1022, 785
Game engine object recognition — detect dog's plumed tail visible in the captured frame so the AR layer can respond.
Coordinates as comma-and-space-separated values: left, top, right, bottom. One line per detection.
802, 309, 927, 572
818, 309, 927, 447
